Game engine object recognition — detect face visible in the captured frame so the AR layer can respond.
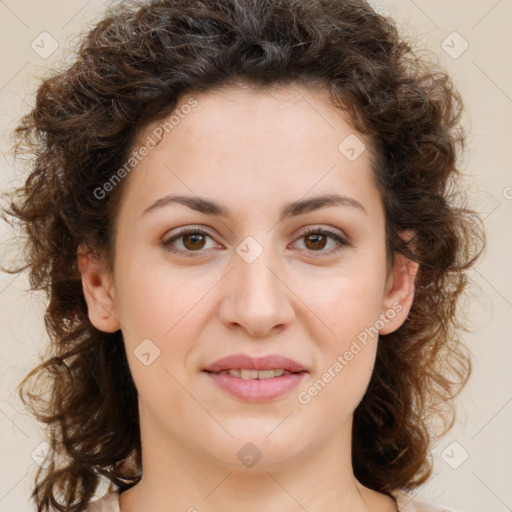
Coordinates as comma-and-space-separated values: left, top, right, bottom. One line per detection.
79, 83, 416, 473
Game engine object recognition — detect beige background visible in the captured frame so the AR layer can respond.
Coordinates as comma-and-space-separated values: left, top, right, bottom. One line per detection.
1, 0, 511, 510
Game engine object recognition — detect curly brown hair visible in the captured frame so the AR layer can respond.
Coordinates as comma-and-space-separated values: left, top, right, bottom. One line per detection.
1, 0, 484, 510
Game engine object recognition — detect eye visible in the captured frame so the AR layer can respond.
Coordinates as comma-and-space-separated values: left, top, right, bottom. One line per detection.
161, 227, 220, 256
161, 226, 349, 256
292, 227, 349, 255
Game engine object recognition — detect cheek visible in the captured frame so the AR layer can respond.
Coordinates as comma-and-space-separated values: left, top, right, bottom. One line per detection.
298, 273, 384, 408
112, 258, 210, 389
114, 255, 209, 341
115, 269, 202, 432
307, 270, 386, 346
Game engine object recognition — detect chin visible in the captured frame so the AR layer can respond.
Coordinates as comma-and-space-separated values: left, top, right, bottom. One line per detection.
198, 427, 310, 472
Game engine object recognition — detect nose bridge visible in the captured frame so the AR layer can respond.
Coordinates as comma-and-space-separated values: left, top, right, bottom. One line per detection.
235, 234, 283, 302
223, 233, 295, 336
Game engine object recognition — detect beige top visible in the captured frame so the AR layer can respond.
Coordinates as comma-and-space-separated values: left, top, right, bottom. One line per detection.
85, 490, 461, 511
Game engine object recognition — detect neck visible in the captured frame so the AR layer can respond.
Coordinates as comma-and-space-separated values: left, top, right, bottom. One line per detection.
119, 413, 396, 512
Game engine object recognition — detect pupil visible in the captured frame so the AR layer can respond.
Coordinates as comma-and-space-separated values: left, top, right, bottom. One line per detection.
306, 233, 326, 250
182, 233, 328, 251
185, 233, 205, 250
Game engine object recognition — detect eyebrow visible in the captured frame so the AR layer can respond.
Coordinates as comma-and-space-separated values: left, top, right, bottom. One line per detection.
141, 193, 366, 221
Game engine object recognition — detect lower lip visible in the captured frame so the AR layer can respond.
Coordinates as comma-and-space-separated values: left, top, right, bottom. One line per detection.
204, 371, 307, 402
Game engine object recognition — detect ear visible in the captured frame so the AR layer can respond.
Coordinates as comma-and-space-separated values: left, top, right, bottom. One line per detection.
378, 250, 419, 335
77, 244, 120, 333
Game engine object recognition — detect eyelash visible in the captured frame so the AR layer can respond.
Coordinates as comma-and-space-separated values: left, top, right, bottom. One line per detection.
161, 226, 349, 257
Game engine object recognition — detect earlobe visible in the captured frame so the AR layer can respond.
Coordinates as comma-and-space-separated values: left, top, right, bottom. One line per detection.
379, 252, 419, 335
77, 244, 120, 333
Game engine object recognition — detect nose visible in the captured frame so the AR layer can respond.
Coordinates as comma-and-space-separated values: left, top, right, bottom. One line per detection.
218, 242, 296, 338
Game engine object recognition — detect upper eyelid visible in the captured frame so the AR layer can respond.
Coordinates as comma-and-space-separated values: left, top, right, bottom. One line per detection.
162, 226, 218, 244
163, 224, 347, 239
162, 225, 349, 249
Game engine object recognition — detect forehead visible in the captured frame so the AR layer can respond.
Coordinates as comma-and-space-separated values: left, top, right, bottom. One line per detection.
150, 82, 353, 146
119, 83, 381, 223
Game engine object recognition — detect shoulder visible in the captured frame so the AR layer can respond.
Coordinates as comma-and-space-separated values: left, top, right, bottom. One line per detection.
85, 491, 120, 512
393, 490, 462, 512
85, 489, 462, 512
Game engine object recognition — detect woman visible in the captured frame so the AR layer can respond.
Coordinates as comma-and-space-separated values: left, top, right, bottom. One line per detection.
1, 0, 484, 511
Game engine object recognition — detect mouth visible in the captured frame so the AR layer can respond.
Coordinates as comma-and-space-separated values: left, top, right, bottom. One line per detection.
202, 353, 308, 402
206, 368, 300, 379
203, 353, 307, 373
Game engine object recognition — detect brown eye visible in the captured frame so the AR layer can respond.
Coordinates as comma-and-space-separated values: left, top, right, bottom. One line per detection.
162, 228, 219, 255
162, 226, 348, 257
182, 232, 207, 250
303, 233, 328, 251
294, 228, 349, 255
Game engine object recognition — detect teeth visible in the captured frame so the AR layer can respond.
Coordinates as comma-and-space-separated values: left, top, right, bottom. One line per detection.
220, 369, 291, 379
257, 370, 276, 380
240, 369, 259, 380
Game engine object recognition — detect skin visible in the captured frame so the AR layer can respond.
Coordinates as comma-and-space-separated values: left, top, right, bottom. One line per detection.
78, 83, 418, 512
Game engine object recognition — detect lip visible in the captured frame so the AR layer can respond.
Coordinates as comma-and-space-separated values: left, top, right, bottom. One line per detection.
203, 353, 308, 403
203, 353, 307, 373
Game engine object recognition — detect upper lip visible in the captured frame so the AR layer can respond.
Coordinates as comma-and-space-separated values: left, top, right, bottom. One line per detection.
203, 353, 308, 373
